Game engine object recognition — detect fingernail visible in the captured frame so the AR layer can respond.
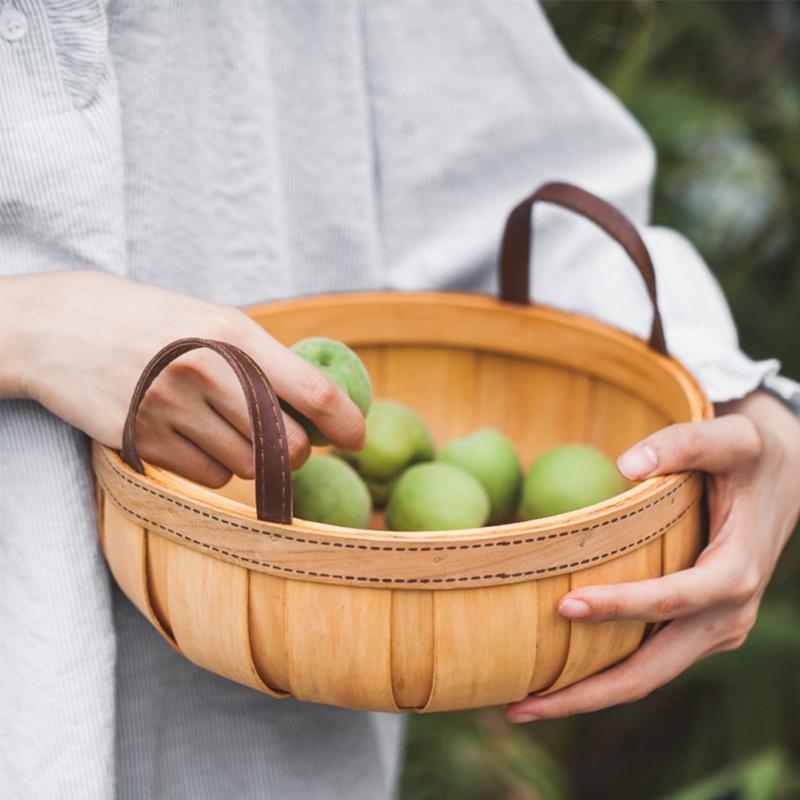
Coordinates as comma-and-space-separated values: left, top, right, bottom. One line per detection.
510, 712, 539, 724
558, 597, 591, 618
617, 444, 658, 480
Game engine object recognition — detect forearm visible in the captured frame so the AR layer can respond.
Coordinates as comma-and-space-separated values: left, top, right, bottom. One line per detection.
0, 269, 366, 485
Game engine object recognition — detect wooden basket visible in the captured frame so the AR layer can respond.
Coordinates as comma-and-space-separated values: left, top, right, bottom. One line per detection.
93, 183, 710, 713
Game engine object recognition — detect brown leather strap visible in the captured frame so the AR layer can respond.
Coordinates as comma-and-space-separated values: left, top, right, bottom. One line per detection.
499, 181, 668, 355
121, 338, 292, 524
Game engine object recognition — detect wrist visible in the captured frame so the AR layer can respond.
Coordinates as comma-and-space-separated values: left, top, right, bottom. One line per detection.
0, 275, 41, 400
725, 391, 800, 471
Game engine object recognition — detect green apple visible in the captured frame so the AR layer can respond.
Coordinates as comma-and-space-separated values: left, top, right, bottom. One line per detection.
386, 462, 490, 532
339, 399, 435, 482
437, 429, 522, 525
291, 455, 372, 528
287, 337, 372, 446
521, 444, 627, 519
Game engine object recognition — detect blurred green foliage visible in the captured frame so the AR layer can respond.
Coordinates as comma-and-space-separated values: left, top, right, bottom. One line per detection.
399, 2, 800, 798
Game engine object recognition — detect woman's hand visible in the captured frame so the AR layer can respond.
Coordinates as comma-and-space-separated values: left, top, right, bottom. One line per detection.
0, 271, 366, 486
506, 390, 800, 723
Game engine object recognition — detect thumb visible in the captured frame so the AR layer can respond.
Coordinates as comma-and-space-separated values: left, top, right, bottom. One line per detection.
617, 413, 762, 480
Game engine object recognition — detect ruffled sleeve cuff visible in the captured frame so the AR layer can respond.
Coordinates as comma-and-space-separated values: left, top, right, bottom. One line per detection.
642, 226, 781, 404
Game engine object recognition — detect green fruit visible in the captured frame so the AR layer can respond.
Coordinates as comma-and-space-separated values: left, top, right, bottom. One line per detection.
364, 475, 397, 507
291, 455, 372, 528
287, 337, 372, 446
386, 463, 490, 532
521, 444, 627, 519
437, 429, 522, 525
340, 400, 435, 482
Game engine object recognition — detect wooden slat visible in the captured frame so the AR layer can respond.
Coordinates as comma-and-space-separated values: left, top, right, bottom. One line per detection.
585, 381, 671, 456
164, 543, 274, 692
528, 574, 571, 692
249, 572, 291, 695
423, 583, 538, 711
102, 500, 176, 647
145, 532, 177, 637
390, 590, 435, 709
96, 481, 106, 551
285, 581, 396, 711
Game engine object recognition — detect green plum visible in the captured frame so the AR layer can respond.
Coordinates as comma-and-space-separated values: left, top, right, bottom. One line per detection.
291, 455, 372, 528
339, 400, 435, 482
286, 337, 372, 446
386, 462, 490, 532
521, 444, 627, 519
437, 429, 522, 525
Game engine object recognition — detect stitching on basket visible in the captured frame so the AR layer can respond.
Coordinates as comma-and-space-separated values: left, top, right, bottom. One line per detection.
98, 476, 699, 583
97, 452, 699, 584
98, 446, 693, 552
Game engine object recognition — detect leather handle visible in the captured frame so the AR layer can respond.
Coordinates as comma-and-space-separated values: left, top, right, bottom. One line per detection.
499, 181, 668, 355
121, 337, 292, 524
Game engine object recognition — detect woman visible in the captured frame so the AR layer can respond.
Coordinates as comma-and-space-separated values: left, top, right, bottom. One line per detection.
2, 2, 799, 798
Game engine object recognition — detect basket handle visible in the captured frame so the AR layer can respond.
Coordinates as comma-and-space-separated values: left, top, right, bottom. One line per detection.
120, 337, 293, 524
498, 181, 668, 355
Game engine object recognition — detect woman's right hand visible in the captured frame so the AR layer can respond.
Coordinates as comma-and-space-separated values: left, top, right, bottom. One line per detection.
0, 270, 366, 486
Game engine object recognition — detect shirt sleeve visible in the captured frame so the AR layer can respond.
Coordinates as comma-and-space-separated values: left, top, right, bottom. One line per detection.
761, 373, 800, 420
641, 226, 780, 403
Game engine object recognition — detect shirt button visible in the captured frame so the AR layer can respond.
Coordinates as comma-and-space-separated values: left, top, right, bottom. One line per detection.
0, 5, 28, 42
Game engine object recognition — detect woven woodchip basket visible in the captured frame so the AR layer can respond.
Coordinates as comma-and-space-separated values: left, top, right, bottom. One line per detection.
93, 183, 710, 713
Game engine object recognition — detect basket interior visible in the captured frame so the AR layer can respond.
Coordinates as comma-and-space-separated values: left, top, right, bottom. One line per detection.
176, 292, 708, 531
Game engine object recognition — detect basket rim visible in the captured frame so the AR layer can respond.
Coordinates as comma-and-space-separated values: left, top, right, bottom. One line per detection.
94, 443, 703, 587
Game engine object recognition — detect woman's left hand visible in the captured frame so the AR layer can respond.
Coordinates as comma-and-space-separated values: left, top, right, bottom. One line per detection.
506, 390, 800, 723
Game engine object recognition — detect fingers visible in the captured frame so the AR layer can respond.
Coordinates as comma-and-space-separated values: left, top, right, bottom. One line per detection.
136, 418, 233, 488
157, 348, 312, 469
558, 563, 737, 624
557, 533, 762, 622
505, 617, 706, 721
171, 397, 256, 479
135, 322, 366, 487
617, 414, 762, 480
243, 333, 367, 451
507, 594, 760, 722
196, 367, 311, 470
167, 318, 367, 452
174, 402, 310, 474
